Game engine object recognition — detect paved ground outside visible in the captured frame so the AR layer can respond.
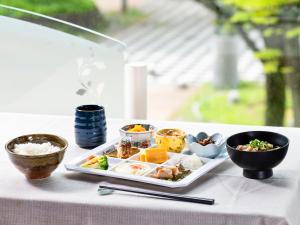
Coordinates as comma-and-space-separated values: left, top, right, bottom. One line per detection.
95, 0, 142, 12
97, 0, 264, 120
147, 85, 197, 120
109, 0, 263, 85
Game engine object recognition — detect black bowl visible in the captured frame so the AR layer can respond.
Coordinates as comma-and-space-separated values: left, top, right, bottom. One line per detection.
226, 131, 289, 179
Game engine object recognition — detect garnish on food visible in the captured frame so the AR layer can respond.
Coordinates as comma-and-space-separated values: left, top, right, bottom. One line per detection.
127, 124, 146, 132
237, 139, 278, 152
81, 155, 109, 170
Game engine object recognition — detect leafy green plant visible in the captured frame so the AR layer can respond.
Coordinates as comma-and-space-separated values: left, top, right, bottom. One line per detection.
174, 82, 292, 126
0, 0, 96, 15
195, 0, 300, 126
0, 0, 106, 30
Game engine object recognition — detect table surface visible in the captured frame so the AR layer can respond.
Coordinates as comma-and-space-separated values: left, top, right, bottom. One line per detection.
0, 112, 299, 225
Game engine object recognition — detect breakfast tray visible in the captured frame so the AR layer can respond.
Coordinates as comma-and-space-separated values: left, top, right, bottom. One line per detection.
65, 138, 228, 188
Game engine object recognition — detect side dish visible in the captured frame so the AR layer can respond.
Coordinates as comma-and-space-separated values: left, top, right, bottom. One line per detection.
159, 129, 182, 136
156, 129, 186, 153
81, 155, 109, 170
150, 154, 203, 181
103, 146, 118, 158
139, 147, 168, 164
120, 124, 155, 148
127, 124, 146, 132
113, 162, 151, 175
237, 139, 279, 152
117, 138, 140, 159
174, 154, 203, 170
186, 132, 225, 158
197, 136, 215, 146
151, 164, 191, 181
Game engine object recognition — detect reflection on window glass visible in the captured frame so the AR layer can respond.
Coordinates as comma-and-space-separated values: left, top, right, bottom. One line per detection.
0, 3, 126, 117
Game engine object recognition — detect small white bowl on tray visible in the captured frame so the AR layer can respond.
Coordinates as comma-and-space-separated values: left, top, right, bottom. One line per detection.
119, 124, 156, 148
185, 132, 226, 159
65, 138, 228, 188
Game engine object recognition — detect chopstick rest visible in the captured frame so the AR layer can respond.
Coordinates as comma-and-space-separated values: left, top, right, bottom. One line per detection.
98, 187, 114, 195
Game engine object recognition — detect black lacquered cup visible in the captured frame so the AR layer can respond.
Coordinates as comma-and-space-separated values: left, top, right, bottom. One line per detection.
75, 105, 107, 149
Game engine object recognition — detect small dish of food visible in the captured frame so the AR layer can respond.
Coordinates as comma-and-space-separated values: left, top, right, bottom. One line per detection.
149, 154, 203, 182
116, 138, 140, 159
80, 154, 122, 170
112, 161, 152, 176
103, 145, 119, 158
80, 155, 109, 170
102, 139, 140, 160
170, 154, 204, 171
5, 134, 68, 179
150, 165, 191, 181
226, 131, 289, 179
120, 124, 156, 148
139, 147, 169, 164
155, 129, 186, 153
186, 132, 225, 158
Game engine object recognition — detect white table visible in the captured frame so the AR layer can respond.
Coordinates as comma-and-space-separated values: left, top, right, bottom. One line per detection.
0, 113, 299, 225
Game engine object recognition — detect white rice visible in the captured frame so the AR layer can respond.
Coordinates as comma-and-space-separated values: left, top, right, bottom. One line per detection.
181, 154, 203, 170
173, 154, 203, 170
14, 142, 61, 156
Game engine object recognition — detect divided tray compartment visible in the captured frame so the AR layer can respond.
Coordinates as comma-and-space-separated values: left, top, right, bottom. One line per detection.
65, 138, 228, 188
110, 159, 158, 176
76, 155, 122, 172
144, 153, 212, 181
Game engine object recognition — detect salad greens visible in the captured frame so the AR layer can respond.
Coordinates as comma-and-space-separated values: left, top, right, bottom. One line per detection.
173, 164, 191, 181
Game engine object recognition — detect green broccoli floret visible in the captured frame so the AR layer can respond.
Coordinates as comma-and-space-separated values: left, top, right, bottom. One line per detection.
98, 155, 109, 170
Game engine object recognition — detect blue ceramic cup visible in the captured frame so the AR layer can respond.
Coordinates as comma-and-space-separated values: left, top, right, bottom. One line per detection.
75, 105, 107, 149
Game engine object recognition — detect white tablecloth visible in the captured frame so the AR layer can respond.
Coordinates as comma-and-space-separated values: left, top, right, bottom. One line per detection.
0, 113, 299, 225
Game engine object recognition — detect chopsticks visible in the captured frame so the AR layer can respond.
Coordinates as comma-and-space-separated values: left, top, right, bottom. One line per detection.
98, 184, 215, 205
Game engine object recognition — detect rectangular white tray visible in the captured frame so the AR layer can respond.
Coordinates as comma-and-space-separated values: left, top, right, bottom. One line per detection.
65, 138, 228, 188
